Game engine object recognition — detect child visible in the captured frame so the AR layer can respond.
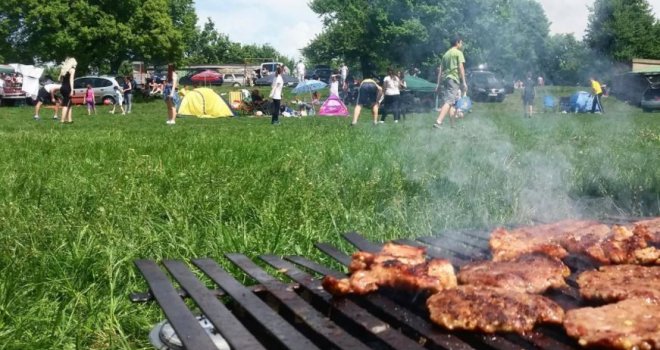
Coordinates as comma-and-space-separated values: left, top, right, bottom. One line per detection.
85, 84, 96, 115
110, 84, 126, 115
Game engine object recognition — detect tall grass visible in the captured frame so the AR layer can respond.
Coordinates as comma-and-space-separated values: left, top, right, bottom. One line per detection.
0, 88, 658, 348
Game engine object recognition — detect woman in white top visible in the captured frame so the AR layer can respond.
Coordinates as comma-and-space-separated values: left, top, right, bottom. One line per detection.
269, 66, 284, 125
380, 67, 402, 123
329, 75, 339, 96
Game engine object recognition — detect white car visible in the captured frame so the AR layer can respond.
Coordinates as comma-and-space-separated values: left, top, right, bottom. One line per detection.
72, 75, 120, 105
223, 73, 247, 87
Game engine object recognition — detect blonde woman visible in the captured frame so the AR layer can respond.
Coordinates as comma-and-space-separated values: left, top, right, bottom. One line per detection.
164, 64, 178, 125
59, 57, 77, 124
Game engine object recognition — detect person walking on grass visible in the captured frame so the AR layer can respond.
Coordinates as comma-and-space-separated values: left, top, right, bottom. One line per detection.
434, 35, 467, 129
59, 57, 77, 124
123, 76, 133, 114
110, 79, 126, 115
590, 76, 604, 114
85, 84, 96, 115
269, 66, 284, 125
380, 67, 402, 123
522, 72, 536, 118
350, 77, 383, 126
164, 64, 178, 125
33, 82, 61, 120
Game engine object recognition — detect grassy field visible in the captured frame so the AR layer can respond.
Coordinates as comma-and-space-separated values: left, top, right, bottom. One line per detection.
0, 86, 658, 349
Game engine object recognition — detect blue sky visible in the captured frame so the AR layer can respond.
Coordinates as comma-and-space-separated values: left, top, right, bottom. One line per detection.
194, 0, 660, 60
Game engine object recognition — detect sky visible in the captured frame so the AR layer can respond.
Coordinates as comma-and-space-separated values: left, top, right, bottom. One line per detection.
194, 0, 660, 60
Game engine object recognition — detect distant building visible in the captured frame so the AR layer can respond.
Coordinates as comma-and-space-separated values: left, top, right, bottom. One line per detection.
632, 58, 660, 73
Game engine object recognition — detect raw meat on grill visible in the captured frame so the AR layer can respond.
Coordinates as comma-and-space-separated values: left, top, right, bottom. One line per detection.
633, 217, 660, 245
457, 253, 570, 294
489, 220, 609, 261
577, 264, 660, 302
322, 243, 457, 297
584, 225, 660, 265
426, 285, 565, 334
564, 298, 660, 350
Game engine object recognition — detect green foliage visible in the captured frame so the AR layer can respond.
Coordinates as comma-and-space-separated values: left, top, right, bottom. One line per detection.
541, 34, 591, 85
586, 0, 660, 62
118, 61, 133, 77
305, 0, 550, 79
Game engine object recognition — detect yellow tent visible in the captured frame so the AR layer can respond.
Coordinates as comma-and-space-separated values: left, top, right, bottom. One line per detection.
177, 88, 234, 118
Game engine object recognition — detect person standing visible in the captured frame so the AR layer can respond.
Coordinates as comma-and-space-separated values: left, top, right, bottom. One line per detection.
269, 66, 284, 125
123, 76, 133, 114
59, 57, 77, 124
164, 64, 178, 125
33, 82, 62, 120
380, 67, 402, 123
351, 77, 383, 126
522, 73, 536, 118
590, 76, 604, 114
434, 35, 467, 128
329, 75, 340, 96
296, 60, 306, 83
85, 84, 96, 115
110, 80, 126, 115
340, 63, 348, 88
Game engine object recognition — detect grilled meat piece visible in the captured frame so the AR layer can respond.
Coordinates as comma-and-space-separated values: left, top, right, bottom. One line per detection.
633, 217, 660, 245
426, 285, 564, 334
564, 298, 660, 350
323, 243, 457, 297
489, 220, 608, 261
577, 265, 660, 302
585, 225, 660, 265
457, 253, 570, 294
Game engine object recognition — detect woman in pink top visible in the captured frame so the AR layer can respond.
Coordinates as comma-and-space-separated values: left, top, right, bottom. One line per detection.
85, 84, 96, 115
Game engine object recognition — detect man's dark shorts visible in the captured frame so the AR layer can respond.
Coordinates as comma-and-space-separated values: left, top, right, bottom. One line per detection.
37, 88, 55, 104
357, 82, 378, 106
442, 79, 461, 106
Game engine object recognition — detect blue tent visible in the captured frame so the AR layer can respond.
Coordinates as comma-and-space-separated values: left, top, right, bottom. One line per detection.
569, 91, 600, 113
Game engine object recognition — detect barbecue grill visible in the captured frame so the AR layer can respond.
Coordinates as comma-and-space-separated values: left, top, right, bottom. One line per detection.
131, 221, 640, 350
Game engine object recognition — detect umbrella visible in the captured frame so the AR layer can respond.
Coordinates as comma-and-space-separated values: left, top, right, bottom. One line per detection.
191, 70, 223, 84
292, 79, 327, 94
0, 64, 15, 74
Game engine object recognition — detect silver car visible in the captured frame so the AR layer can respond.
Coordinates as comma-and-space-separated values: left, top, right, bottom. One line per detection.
72, 75, 120, 105
223, 73, 246, 87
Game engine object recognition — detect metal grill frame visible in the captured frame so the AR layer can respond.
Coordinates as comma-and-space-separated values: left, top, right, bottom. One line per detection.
132, 228, 619, 350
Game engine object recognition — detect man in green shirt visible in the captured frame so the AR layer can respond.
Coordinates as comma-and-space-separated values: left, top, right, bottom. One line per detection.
434, 35, 467, 128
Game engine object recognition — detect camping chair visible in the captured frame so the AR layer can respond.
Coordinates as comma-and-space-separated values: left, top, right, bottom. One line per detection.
228, 91, 247, 116
543, 95, 557, 113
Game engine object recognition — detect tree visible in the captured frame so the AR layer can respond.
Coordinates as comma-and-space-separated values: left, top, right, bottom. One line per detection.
586, 0, 660, 62
541, 34, 590, 85
0, 0, 192, 72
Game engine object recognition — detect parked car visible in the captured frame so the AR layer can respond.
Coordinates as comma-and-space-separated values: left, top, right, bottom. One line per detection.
467, 70, 506, 102
223, 73, 246, 87
612, 72, 660, 107
641, 86, 660, 112
0, 67, 28, 105
72, 75, 118, 105
254, 73, 298, 87
304, 68, 333, 84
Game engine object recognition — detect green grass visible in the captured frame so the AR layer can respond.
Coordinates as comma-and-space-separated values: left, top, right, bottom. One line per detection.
0, 87, 658, 349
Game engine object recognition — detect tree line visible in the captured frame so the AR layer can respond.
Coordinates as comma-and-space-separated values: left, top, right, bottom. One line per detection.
0, 0, 658, 84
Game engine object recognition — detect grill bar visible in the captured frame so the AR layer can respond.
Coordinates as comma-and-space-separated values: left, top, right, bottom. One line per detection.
260, 255, 429, 350
193, 258, 320, 350
134, 260, 218, 350
224, 253, 371, 350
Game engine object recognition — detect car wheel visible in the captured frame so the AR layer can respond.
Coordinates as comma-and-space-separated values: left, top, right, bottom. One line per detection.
233, 82, 240, 87
102, 96, 116, 105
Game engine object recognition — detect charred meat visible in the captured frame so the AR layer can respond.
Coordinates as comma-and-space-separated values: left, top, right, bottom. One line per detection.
564, 298, 660, 350
489, 220, 608, 261
577, 265, 660, 302
322, 243, 457, 297
457, 253, 570, 294
426, 285, 564, 334
584, 225, 660, 265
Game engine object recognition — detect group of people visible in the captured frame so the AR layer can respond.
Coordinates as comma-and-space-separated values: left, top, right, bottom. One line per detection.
33, 57, 135, 123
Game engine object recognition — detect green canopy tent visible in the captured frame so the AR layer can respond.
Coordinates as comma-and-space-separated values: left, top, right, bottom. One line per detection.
0, 65, 15, 74
404, 75, 437, 92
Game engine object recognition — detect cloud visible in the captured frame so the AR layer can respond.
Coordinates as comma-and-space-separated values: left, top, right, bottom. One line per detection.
194, 0, 323, 60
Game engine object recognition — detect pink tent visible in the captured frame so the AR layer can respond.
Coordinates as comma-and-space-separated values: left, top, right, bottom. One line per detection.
318, 94, 349, 116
